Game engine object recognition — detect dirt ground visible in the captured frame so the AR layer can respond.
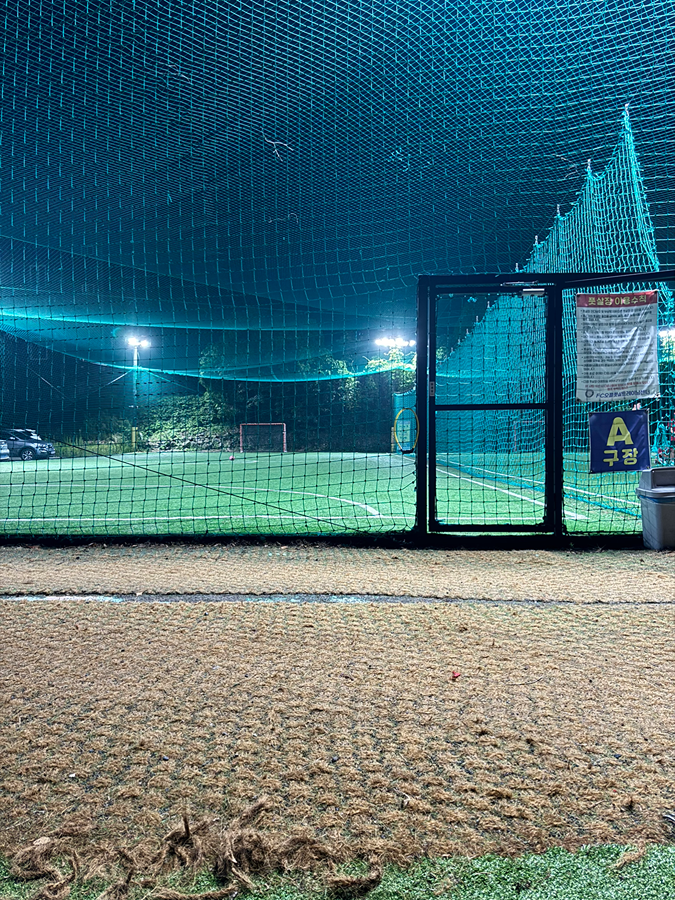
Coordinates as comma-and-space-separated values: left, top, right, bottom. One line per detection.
2, 543, 675, 601
1, 596, 674, 874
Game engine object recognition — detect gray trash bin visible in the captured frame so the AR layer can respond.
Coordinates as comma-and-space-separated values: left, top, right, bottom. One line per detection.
636, 467, 675, 550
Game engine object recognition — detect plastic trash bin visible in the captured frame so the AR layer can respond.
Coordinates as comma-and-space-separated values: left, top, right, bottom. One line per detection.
636, 467, 675, 550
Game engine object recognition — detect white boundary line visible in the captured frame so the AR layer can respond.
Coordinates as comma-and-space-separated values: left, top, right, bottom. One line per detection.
563, 483, 641, 507
443, 456, 546, 487
444, 455, 641, 509
277, 489, 381, 517
0, 514, 410, 524
436, 466, 588, 521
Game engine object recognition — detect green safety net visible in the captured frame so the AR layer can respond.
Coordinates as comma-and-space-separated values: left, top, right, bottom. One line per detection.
523, 108, 662, 276
0, 0, 673, 536
432, 110, 673, 533
525, 107, 674, 533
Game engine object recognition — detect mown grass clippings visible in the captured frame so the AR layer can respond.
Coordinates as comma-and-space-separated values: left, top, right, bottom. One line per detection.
156, 815, 211, 873
2, 599, 675, 896
3, 544, 675, 603
4, 804, 346, 900
326, 865, 383, 897
612, 841, 648, 871
150, 888, 236, 900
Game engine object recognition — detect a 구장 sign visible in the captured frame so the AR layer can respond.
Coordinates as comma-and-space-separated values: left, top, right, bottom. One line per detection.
589, 410, 651, 473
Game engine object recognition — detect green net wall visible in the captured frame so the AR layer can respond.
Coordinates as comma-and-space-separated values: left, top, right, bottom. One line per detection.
523, 109, 674, 533
0, 0, 673, 536
432, 111, 673, 533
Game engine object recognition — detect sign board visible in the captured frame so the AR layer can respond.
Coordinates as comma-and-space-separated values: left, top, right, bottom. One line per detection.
589, 410, 650, 473
576, 291, 659, 402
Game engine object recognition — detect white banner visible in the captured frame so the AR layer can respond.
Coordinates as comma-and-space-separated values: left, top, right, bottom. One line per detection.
576, 291, 659, 402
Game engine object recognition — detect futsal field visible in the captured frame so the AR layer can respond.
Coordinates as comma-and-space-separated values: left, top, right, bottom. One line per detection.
0, 451, 417, 537
0, 450, 642, 537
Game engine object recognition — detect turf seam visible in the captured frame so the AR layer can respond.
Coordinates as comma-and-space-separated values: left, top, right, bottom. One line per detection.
3, 593, 675, 606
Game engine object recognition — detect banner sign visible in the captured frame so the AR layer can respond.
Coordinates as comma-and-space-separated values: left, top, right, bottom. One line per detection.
589, 409, 650, 473
576, 291, 659, 402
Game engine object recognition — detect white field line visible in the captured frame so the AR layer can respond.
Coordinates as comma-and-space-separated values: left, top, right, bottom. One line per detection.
444, 456, 641, 509
0, 483, 391, 522
437, 466, 588, 521
0, 488, 397, 524
277, 489, 381, 517
0, 514, 410, 524
561, 483, 641, 507
443, 457, 546, 488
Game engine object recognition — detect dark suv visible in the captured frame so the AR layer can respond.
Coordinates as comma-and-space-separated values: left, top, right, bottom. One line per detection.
0, 428, 56, 461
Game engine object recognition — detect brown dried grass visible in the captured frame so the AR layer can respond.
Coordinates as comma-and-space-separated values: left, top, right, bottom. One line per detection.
8, 802, 334, 899
3, 544, 675, 603
1, 598, 675, 888
326, 866, 383, 897
10, 838, 80, 900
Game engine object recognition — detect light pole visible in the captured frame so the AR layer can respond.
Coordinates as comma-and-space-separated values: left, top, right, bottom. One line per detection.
127, 337, 150, 452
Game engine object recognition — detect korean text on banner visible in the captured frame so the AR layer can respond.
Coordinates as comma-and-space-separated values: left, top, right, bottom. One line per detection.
576, 291, 659, 402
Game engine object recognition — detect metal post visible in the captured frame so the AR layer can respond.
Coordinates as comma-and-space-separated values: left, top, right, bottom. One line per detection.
546, 282, 564, 540
131, 345, 138, 452
415, 277, 430, 535
427, 288, 438, 530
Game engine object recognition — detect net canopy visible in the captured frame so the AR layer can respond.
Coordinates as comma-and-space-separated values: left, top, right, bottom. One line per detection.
437, 108, 671, 411
1, 0, 673, 386
523, 108, 669, 287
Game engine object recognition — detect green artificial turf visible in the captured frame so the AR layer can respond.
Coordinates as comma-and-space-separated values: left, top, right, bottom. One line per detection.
2, 847, 675, 900
0, 451, 417, 536
0, 449, 641, 538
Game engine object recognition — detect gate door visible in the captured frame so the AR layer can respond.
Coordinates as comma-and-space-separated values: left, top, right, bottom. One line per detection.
416, 275, 562, 534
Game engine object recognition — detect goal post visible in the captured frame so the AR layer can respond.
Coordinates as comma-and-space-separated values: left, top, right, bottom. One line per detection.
239, 422, 288, 452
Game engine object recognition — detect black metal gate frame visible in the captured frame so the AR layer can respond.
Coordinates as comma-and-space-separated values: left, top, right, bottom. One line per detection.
415, 270, 675, 540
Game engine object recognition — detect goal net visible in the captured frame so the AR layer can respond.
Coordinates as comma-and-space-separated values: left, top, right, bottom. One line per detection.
239, 423, 287, 453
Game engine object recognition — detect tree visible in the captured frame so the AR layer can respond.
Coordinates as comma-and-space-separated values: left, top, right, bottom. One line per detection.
139, 391, 236, 450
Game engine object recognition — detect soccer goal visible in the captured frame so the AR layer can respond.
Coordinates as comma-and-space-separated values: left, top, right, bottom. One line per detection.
239, 422, 288, 453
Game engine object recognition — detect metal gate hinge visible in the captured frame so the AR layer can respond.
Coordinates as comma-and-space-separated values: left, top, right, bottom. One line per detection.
429, 381, 435, 397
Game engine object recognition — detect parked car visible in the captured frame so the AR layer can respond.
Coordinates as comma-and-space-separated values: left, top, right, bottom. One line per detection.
0, 428, 57, 460
0, 440, 8, 461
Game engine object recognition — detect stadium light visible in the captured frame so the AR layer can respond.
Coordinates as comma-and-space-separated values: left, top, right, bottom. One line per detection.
127, 337, 151, 349
374, 337, 416, 348
127, 337, 150, 452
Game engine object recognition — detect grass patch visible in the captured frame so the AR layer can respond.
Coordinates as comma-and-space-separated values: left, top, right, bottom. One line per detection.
2, 846, 675, 900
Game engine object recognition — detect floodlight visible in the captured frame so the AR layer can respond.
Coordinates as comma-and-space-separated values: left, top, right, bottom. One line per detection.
374, 337, 416, 348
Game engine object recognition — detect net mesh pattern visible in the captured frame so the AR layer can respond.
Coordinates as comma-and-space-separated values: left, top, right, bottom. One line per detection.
0, 0, 673, 536
433, 111, 673, 533
523, 109, 673, 532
